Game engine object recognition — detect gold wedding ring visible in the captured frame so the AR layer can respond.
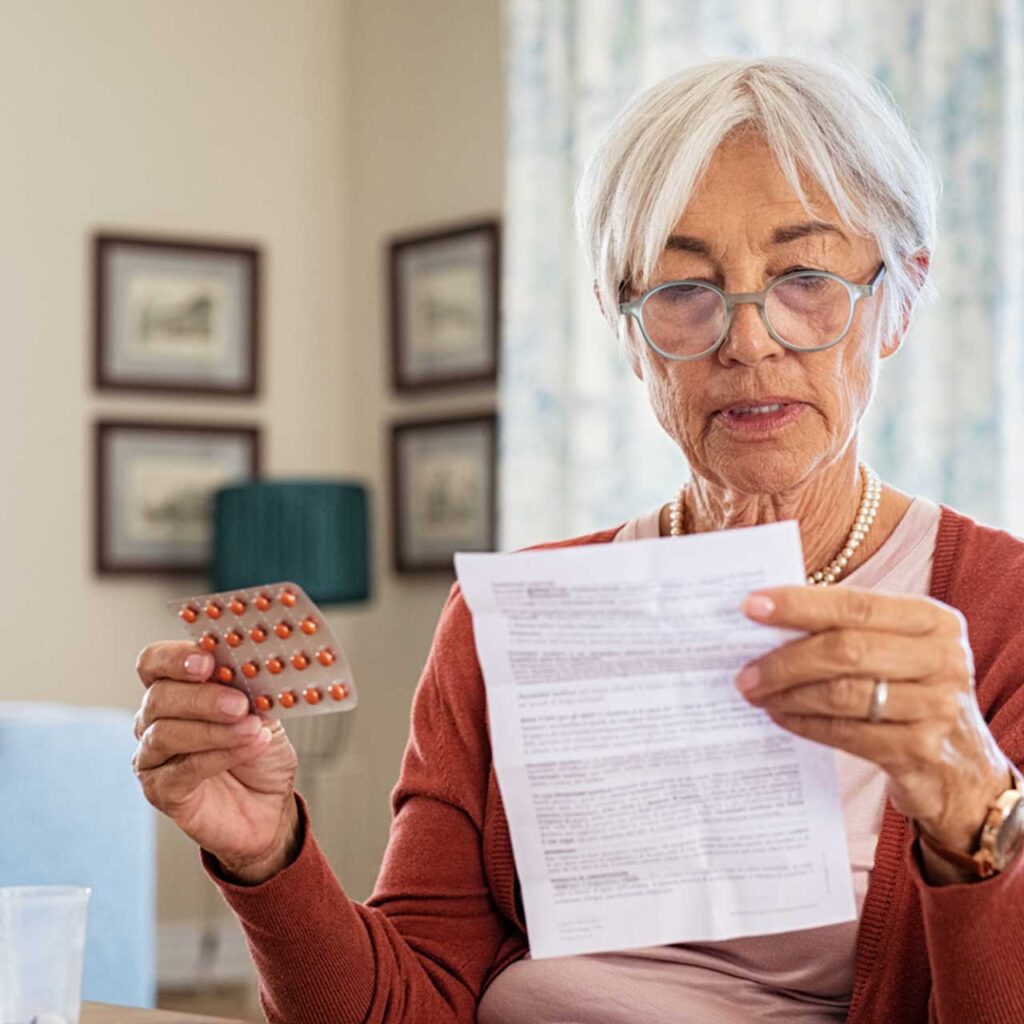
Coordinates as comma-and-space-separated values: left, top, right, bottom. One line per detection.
867, 678, 889, 723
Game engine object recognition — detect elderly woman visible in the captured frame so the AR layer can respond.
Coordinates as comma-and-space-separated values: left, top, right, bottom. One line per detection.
131, 56, 1024, 1023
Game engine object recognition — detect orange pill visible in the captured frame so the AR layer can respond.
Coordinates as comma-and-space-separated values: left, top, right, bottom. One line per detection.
180, 606, 199, 624
216, 666, 235, 684
229, 597, 247, 615
253, 694, 273, 712
266, 657, 284, 675
250, 626, 268, 644
328, 682, 349, 702
300, 617, 318, 636
225, 630, 244, 648
303, 687, 322, 705
291, 653, 310, 671
274, 622, 292, 639
205, 602, 223, 620
254, 594, 271, 612
316, 648, 335, 667
199, 633, 219, 653
242, 661, 260, 679
280, 590, 298, 608
278, 690, 297, 709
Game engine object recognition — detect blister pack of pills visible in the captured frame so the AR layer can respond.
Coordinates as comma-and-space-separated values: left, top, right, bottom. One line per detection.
169, 581, 357, 719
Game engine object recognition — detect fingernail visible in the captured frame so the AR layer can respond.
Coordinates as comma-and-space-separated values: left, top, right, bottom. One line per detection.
233, 716, 261, 735
185, 653, 214, 679
256, 725, 273, 743
736, 664, 760, 694
218, 693, 250, 717
742, 594, 775, 619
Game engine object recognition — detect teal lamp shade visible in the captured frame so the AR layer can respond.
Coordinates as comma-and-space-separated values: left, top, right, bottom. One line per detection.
212, 481, 370, 604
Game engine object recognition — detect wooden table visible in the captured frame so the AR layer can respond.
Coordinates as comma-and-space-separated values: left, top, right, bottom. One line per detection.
82, 1003, 249, 1024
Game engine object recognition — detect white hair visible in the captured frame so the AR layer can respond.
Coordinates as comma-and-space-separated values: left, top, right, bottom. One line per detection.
575, 55, 940, 347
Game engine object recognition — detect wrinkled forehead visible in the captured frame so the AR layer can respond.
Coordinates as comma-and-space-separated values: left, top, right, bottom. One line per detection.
662, 136, 875, 263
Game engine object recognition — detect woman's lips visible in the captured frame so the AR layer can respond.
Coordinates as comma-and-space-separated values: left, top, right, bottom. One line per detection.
715, 401, 806, 434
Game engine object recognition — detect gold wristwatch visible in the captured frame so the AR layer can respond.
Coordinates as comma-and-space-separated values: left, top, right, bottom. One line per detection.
916, 765, 1024, 879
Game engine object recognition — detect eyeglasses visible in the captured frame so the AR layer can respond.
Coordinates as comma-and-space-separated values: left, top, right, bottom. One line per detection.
618, 264, 887, 361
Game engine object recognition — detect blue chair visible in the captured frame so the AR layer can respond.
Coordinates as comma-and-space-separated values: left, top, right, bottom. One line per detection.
0, 702, 155, 1007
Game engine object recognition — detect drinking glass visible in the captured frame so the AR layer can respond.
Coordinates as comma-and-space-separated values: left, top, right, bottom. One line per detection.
0, 886, 90, 1024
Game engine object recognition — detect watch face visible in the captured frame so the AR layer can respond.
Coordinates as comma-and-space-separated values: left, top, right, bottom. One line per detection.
995, 794, 1024, 868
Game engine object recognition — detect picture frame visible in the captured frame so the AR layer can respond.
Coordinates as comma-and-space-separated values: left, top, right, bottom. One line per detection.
95, 420, 262, 575
390, 412, 498, 573
93, 232, 261, 396
388, 219, 500, 392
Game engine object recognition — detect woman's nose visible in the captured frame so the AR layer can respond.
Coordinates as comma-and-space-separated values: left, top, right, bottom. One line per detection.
715, 301, 785, 367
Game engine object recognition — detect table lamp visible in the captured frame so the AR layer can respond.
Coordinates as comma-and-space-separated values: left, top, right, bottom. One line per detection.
211, 480, 370, 604
202, 480, 367, 987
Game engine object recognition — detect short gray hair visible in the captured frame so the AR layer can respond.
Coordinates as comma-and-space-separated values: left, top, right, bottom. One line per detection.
575, 55, 939, 346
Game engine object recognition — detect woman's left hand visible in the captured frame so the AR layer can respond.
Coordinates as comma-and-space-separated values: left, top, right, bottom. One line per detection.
736, 586, 1010, 858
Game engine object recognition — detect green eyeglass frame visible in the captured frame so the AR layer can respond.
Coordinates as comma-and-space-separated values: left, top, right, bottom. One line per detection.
618, 263, 887, 361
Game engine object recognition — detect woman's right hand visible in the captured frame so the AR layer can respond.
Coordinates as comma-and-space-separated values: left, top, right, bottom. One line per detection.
132, 641, 301, 884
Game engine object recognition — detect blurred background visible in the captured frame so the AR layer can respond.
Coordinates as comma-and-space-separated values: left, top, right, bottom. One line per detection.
0, 0, 1019, 1019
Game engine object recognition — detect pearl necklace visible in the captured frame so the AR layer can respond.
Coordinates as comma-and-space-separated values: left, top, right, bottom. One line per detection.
669, 464, 882, 587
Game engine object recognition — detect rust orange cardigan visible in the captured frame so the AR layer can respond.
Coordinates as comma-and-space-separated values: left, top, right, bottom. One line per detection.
206, 506, 1024, 1023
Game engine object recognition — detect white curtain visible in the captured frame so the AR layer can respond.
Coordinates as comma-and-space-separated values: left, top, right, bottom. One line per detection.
499, 0, 1024, 550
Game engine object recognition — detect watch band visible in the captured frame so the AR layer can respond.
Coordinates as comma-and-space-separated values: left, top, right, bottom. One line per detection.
915, 765, 1024, 879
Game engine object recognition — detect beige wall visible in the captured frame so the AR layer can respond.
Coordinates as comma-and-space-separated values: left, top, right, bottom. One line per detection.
325, 0, 504, 901
0, 0, 503, 932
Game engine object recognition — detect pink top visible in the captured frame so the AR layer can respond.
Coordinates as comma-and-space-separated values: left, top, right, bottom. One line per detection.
478, 497, 942, 1024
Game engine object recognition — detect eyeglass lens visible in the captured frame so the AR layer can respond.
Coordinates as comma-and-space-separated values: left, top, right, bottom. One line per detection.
640, 275, 853, 357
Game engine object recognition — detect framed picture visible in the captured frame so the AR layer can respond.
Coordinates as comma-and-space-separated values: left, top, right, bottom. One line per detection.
95, 420, 261, 575
390, 413, 498, 573
93, 232, 261, 396
388, 219, 500, 392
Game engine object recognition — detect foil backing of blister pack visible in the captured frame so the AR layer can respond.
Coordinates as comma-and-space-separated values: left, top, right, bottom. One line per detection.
169, 581, 357, 718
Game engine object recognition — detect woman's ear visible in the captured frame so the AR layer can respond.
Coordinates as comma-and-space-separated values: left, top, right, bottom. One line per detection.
882, 250, 931, 359
624, 326, 644, 380
595, 279, 645, 380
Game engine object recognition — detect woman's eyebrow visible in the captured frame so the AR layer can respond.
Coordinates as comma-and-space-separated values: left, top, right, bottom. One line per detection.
664, 235, 711, 255
664, 221, 846, 255
770, 221, 847, 245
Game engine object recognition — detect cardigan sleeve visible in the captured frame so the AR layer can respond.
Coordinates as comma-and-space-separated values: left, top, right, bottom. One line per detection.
910, 710, 1024, 1024
910, 516, 1024, 1022
203, 585, 513, 1024
908, 837, 1024, 1024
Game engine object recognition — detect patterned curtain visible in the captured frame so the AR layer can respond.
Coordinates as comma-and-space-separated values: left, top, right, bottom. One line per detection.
500, 0, 1024, 550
